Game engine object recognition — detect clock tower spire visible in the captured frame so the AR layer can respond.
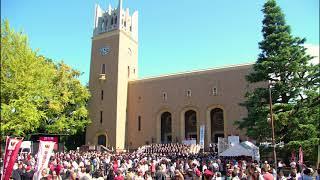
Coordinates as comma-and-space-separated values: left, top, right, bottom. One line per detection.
86, 1, 138, 150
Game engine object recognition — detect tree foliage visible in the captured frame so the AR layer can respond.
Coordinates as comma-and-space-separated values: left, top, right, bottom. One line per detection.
1, 20, 91, 138
236, 0, 319, 163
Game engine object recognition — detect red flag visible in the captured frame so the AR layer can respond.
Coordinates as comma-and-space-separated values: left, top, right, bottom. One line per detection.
1, 136, 23, 180
299, 146, 303, 164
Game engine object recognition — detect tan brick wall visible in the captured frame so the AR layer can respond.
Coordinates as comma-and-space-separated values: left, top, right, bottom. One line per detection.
126, 64, 256, 149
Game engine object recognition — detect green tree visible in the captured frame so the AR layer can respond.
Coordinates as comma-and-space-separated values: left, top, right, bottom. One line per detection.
236, 0, 319, 163
1, 20, 91, 139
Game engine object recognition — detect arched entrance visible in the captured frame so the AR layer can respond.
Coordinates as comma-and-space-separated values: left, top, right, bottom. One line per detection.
97, 135, 106, 146
185, 110, 197, 141
161, 112, 172, 143
211, 108, 224, 143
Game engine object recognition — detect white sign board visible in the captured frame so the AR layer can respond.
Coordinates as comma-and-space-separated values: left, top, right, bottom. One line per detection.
199, 125, 205, 148
89, 145, 96, 150
228, 136, 239, 146
20, 141, 32, 149
182, 140, 196, 145
218, 137, 228, 156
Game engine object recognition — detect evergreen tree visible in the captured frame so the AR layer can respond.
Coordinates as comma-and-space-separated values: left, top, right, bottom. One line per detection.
236, 0, 319, 162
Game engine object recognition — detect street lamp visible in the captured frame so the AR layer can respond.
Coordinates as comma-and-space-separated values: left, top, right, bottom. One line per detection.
268, 81, 277, 169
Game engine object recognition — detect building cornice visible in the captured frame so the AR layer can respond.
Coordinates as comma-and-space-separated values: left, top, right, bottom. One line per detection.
129, 63, 253, 84
92, 29, 138, 44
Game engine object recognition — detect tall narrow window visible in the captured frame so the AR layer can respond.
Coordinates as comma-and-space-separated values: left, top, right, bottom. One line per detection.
101, 20, 105, 31
101, 90, 104, 100
212, 87, 218, 96
115, 16, 117, 24
187, 89, 192, 97
128, 66, 130, 78
111, 17, 114, 25
101, 64, 106, 74
100, 111, 103, 124
138, 116, 141, 131
163, 92, 167, 101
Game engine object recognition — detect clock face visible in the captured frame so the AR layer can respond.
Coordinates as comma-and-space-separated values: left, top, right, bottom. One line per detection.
99, 46, 110, 56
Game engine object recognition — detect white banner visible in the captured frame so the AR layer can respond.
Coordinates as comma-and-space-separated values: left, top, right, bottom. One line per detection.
36, 140, 55, 180
199, 125, 205, 148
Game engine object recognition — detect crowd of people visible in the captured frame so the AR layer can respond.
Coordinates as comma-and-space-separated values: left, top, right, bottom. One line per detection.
1, 143, 319, 180
141, 143, 192, 154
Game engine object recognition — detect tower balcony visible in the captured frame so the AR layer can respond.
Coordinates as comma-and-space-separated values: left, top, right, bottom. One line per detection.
99, 74, 106, 80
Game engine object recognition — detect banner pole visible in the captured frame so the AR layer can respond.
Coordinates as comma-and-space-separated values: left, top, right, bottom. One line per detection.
1, 136, 9, 180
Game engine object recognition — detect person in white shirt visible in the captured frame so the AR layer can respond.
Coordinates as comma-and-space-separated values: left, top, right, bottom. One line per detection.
202, 164, 207, 173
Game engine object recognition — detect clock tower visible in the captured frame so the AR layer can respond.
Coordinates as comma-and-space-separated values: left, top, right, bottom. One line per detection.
86, 0, 138, 150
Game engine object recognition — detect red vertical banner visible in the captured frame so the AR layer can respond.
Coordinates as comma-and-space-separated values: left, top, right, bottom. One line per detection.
1, 136, 23, 180
299, 146, 303, 164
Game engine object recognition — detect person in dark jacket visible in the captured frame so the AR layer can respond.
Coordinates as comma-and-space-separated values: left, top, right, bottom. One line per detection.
155, 166, 166, 180
11, 163, 21, 180
21, 166, 34, 180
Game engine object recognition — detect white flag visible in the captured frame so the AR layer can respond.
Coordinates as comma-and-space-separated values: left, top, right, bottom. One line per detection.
36, 140, 55, 180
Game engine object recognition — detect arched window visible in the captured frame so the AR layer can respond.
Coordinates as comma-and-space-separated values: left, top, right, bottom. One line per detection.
161, 112, 172, 143
211, 108, 224, 142
185, 110, 197, 140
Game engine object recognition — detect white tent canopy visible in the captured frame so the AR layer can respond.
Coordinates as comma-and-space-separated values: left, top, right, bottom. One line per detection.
241, 141, 258, 150
241, 141, 260, 161
220, 143, 252, 157
220, 141, 260, 161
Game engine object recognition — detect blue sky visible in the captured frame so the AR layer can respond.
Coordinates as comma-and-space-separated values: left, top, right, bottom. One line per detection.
1, 0, 319, 84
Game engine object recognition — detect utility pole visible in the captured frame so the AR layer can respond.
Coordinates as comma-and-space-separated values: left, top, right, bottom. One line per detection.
268, 81, 277, 169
